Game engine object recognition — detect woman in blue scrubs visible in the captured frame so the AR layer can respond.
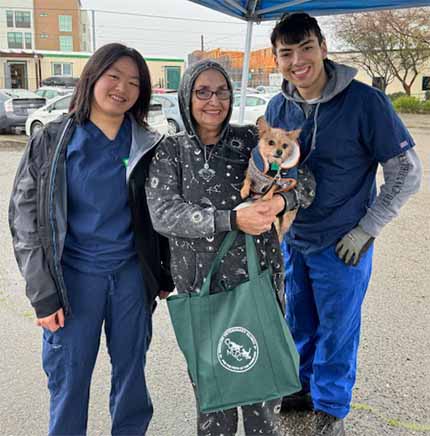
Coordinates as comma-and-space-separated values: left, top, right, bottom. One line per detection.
9, 43, 173, 435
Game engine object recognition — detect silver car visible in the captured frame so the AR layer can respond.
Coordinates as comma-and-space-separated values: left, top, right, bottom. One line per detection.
0, 89, 46, 133
26, 94, 169, 137
151, 94, 184, 135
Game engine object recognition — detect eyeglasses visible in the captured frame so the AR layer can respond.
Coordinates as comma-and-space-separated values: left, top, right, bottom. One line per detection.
193, 88, 232, 101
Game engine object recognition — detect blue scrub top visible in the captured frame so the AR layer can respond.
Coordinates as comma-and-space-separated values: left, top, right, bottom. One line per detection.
266, 81, 415, 254
62, 116, 136, 274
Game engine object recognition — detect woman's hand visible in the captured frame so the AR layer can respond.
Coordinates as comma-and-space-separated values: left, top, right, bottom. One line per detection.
36, 308, 65, 332
254, 194, 286, 215
236, 200, 280, 235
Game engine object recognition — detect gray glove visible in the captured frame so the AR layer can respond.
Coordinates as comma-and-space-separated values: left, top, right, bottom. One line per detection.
280, 165, 316, 212
336, 225, 375, 266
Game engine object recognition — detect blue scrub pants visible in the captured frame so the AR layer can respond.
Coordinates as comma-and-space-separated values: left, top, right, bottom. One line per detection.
42, 257, 153, 435
283, 242, 373, 419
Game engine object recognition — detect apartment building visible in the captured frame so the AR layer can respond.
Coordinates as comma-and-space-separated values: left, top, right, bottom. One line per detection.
0, 0, 92, 88
0, 1, 34, 88
33, 0, 89, 52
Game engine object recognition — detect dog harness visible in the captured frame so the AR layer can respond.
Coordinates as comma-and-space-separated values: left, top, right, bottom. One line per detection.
246, 147, 299, 195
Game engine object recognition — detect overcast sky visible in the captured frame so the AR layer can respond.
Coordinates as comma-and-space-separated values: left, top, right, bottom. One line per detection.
80, 0, 335, 59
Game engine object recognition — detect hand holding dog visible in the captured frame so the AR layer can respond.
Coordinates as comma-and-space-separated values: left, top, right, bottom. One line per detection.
236, 199, 282, 235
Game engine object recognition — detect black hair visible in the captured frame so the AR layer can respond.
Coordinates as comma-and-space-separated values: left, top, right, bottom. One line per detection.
69, 43, 152, 125
270, 12, 324, 54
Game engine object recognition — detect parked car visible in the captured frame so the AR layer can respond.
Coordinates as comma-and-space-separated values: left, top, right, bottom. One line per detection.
151, 93, 184, 135
255, 85, 280, 95
25, 93, 73, 136
233, 86, 260, 95
148, 102, 169, 135
152, 87, 176, 94
230, 94, 271, 125
41, 76, 79, 87
25, 94, 169, 137
35, 86, 75, 101
0, 89, 46, 133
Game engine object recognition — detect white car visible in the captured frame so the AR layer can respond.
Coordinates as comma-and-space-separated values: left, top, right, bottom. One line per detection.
35, 86, 75, 101
230, 94, 272, 125
25, 93, 73, 136
26, 94, 169, 136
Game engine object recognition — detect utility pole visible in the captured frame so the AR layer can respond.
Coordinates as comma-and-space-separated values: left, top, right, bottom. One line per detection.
91, 10, 96, 52
201, 34, 204, 52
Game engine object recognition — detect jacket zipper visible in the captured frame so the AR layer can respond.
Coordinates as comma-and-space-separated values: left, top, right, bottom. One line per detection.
48, 118, 73, 314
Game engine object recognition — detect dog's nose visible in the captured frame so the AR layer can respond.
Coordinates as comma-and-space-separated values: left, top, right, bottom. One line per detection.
276, 149, 283, 157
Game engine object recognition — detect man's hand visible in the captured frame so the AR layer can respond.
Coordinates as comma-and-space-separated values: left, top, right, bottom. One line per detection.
336, 226, 375, 266
236, 201, 278, 235
36, 308, 65, 332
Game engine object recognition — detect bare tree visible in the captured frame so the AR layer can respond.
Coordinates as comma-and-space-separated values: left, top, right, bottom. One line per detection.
335, 9, 430, 95
385, 8, 430, 47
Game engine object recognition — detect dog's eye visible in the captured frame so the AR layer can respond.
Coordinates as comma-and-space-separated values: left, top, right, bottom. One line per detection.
283, 143, 288, 149
268, 140, 276, 146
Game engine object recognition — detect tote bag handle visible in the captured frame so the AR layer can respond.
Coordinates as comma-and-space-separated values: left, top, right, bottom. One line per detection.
200, 231, 260, 297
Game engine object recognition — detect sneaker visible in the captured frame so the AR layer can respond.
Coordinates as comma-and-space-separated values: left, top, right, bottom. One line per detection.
280, 389, 313, 413
312, 411, 345, 436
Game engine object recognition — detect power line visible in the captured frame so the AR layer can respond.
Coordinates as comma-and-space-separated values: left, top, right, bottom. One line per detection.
0, 6, 261, 25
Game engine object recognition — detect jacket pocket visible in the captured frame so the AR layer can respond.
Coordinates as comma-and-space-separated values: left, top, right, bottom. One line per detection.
37, 165, 49, 230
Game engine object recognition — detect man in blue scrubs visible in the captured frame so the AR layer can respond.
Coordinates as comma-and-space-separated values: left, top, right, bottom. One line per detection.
265, 12, 422, 435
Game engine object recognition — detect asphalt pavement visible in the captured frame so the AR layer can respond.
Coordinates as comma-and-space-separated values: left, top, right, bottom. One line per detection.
0, 115, 429, 435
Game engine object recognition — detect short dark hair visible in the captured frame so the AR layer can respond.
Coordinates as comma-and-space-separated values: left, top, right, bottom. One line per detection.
70, 43, 152, 125
270, 12, 324, 54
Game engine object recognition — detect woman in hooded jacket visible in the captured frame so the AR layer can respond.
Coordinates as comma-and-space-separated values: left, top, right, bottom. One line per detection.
145, 60, 313, 435
9, 43, 173, 435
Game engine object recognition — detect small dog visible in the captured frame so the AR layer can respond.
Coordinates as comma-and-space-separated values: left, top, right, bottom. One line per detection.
240, 117, 301, 238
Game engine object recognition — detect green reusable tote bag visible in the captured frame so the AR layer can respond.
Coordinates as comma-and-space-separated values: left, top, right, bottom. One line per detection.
167, 230, 301, 413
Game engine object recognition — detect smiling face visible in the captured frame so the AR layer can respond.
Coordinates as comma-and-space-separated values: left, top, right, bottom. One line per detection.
91, 56, 140, 120
274, 33, 328, 100
191, 69, 230, 136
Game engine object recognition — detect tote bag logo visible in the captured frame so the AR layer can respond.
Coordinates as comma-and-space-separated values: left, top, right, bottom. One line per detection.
217, 326, 259, 373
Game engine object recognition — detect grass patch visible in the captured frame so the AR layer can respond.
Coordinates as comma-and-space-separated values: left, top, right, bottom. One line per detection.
352, 402, 430, 432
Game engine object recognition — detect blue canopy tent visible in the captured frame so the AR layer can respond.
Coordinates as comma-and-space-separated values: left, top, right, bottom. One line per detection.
188, 0, 430, 121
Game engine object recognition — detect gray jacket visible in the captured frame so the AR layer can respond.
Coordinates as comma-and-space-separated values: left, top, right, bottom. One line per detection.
9, 114, 173, 318
145, 60, 286, 299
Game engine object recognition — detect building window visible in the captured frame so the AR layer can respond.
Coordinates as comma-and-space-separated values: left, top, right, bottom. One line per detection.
40, 33, 49, 39
6, 10, 14, 27
15, 11, 31, 28
59, 36, 73, 51
7, 32, 23, 49
39, 12, 48, 17
52, 63, 73, 76
25, 33, 32, 49
423, 76, 430, 91
59, 15, 72, 32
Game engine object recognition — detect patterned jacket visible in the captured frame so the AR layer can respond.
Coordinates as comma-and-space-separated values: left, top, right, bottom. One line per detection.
145, 60, 285, 301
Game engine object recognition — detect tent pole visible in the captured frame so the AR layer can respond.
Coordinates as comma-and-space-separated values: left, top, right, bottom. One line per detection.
239, 20, 254, 124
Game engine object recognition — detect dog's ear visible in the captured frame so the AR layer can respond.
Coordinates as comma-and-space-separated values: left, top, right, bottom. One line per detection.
287, 129, 301, 140
256, 117, 269, 135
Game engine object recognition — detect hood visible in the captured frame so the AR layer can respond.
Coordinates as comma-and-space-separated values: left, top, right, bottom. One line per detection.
126, 115, 162, 180
282, 59, 357, 104
281, 60, 357, 161
178, 59, 233, 146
